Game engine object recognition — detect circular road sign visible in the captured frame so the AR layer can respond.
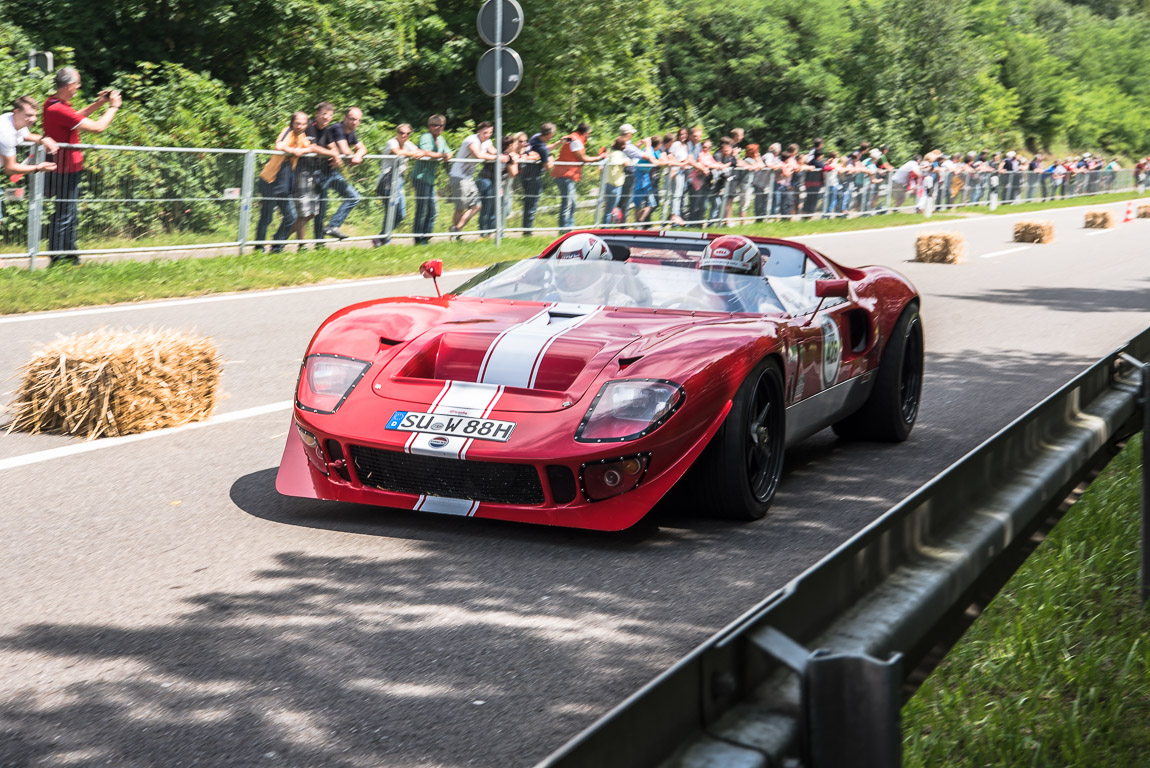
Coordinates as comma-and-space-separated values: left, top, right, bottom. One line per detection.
476, 47, 523, 97
477, 0, 524, 47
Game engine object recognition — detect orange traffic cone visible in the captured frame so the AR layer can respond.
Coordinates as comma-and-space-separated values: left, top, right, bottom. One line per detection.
1123, 200, 1134, 223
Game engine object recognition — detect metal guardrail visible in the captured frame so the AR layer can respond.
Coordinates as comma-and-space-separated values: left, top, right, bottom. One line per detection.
538, 325, 1149, 768
2, 140, 1145, 267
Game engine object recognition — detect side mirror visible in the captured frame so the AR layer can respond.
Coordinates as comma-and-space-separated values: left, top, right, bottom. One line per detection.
419, 259, 443, 297
815, 279, 849, 298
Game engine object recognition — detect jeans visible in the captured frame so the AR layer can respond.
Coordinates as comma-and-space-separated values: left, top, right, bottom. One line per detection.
619, 172, 636, 223
687, 184, 708, 224
255, 178, 296, 250
377, 182, 406, 243
555, 177, 576, 231
319, 171, 360, 236
601, 184, 621, 224
412, 177, 438, 244
823, 185, 841, 218
476, 175, 496, 233
753, 186, 769, 219
47, 171, 82, 257
707, 189, 724, 223
521, 173, 542, 234
803, 186, 822, 216
670, 172, 686, 217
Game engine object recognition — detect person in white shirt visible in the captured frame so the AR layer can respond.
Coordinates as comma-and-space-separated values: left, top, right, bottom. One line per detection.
448, 121, 497, 237
0, 96, 58, 177
891, 155, 923, 208
667, 127, 690, 225
0, 96, 58, 223
373, 123, 423, 246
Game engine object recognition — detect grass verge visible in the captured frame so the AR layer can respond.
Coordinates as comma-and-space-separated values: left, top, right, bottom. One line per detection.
0, 213, 950, 315
981, 189, 1148, 215
903, 433, 1150, 767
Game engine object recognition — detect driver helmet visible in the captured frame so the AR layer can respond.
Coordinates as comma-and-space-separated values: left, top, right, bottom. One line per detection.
699, 235, 763, 306
556, 232, 612, 262
552, 233, 612, 302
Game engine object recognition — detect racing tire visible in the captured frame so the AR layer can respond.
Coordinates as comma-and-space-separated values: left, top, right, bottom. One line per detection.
691, 358, 786, 521
833, 303, 923, 442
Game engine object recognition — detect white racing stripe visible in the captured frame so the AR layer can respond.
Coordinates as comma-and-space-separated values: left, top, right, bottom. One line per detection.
403, 380, 505, 459
478, 303, 600, 388
413, 495, 481, 516
0, 401, 293, 471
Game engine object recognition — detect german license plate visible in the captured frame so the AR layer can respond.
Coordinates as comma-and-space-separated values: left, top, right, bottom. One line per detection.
385, 411, 516, 442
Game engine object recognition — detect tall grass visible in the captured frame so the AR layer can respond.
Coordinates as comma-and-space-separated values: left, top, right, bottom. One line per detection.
904, 434, 1150, 767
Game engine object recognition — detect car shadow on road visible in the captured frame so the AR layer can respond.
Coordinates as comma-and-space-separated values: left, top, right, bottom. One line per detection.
939, 282, 1150, 313
0, 346, 1106, 768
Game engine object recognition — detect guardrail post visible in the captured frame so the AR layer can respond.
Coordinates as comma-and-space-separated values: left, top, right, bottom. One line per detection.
753, 628, 902, 768
237, 149, 255, 255
26, 144, 45, 269
594, 159, 609, 227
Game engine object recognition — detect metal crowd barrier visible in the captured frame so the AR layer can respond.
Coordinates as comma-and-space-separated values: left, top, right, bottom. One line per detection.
536, 325, 1150, 768
0, 140, 1145, 267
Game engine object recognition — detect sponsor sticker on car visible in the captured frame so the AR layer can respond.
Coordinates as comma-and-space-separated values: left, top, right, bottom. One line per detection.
386, 411, 516, 442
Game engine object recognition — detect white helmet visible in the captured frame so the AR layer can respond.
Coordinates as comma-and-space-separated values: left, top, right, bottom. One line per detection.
552, 233, 613, 302
700, 235, 761, 275
699, 235, 763, 308
556, 233, 612, 262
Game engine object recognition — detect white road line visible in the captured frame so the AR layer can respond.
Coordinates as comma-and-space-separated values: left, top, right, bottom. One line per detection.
0, 400, 293, 471
1084, 229, 1116, 237
0, 268, 485, 326
981, 246, 1033, 259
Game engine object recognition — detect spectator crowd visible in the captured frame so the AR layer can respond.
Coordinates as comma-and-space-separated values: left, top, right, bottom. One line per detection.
3, 66, 1149, 261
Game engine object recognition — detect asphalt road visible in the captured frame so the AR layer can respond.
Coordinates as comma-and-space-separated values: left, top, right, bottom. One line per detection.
1, 202, 1147, 768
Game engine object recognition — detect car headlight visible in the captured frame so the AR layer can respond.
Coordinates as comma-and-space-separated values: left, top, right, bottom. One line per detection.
296, 354, 371, 414
575, 379, 684, 443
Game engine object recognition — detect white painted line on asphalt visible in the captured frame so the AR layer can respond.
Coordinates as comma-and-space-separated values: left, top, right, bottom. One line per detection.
793, 198, 1145, 240
0, 400, 293, 471
981, 246, 1032, 259
1084, 229, 1116, 237
0, 268, 485, 326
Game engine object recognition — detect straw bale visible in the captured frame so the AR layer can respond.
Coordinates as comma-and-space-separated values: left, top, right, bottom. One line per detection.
1137, 204, 1150, 219
5, 329, 222, 439
1084, 211, 1114, 229
1013, 220, 1054, 244
914, 232, 965, 264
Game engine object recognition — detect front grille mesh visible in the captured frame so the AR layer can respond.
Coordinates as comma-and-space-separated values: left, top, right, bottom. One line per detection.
350, 445, 545, 505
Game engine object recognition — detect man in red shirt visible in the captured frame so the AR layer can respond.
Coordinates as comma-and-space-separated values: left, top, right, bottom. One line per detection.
42, 67, 121, 264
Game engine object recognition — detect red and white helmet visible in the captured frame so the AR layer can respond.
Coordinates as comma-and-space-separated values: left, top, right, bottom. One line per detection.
700, 235, 761, 275
556, 233, 612, 262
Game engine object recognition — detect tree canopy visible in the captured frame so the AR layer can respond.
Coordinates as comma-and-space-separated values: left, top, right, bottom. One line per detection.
2, 0, 1148, 157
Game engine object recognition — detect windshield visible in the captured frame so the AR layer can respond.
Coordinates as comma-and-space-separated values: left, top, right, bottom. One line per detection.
456, 258, 791, 315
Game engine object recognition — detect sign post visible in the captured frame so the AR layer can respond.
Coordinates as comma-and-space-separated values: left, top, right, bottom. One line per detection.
476, 0, 523, 246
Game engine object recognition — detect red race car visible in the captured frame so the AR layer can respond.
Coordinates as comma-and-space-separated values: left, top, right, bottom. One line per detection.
276, 230, 922, 531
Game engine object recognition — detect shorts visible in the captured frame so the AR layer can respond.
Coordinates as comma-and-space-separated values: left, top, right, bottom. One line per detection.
293, 170, 322, 218
450, 176, 479, 211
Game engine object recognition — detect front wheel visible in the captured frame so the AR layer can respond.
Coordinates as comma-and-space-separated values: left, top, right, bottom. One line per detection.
691, 358, 786, 521
833, 303, 923, 442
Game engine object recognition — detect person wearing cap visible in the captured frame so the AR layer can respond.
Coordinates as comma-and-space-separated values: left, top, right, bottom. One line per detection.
1000, 150, 1020, 203
616, 123, 643, 223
